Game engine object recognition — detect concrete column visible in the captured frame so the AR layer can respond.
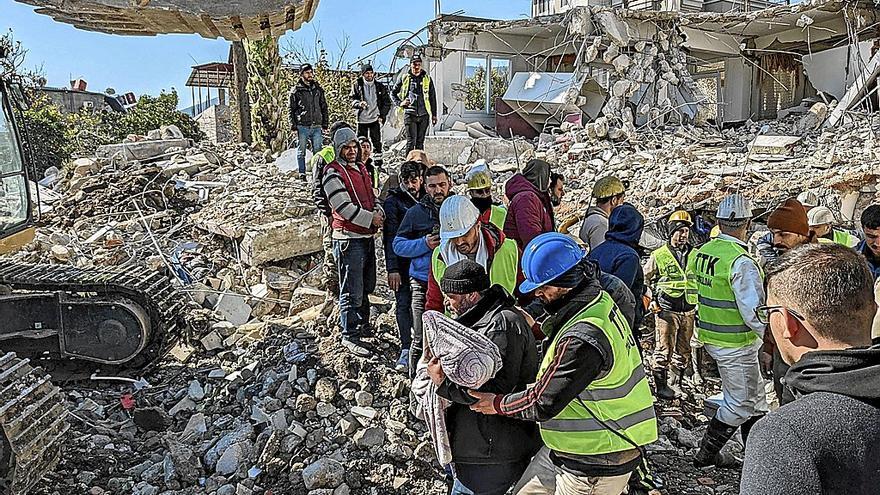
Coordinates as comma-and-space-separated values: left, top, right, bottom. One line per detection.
232, 41, 252, 144
723, 57, 754, 123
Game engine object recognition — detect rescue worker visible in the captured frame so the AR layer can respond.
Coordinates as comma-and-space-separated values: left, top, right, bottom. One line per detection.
644, 210, 697, 400
468, 233, 658, 494
425, 196, 519, 313
755, 198, 815, 267
688, 194, 768, 467
579, 176, 626, 251
392, 54, 437, 152
465, 162, 507, 230
808, 206, 860, 247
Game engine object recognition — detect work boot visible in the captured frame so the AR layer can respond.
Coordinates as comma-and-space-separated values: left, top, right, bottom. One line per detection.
740, 414, 766, 446
694, 417, 739, 468
668, 368, 686, 399
341, 337, 371, 357
653, 370, 677, 400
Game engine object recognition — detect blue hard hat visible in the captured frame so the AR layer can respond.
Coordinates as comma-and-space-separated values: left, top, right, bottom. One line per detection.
520, 233, 586, 293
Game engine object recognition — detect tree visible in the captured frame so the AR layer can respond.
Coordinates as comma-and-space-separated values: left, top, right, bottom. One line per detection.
246, 36, 290, 153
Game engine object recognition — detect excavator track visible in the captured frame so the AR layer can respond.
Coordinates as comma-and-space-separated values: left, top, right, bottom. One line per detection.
0, 352, 68, 495
0, 261, 187, 367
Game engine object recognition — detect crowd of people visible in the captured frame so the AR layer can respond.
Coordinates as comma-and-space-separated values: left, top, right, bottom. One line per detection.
291, 59, 880, 495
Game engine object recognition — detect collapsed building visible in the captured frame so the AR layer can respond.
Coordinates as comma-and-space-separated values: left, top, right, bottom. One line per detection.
425, 0, 880, 134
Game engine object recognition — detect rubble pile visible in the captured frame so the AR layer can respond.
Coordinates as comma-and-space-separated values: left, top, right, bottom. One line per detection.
540, 112, 880, 223
20, 136, 327, 322
34, 313, 447, 495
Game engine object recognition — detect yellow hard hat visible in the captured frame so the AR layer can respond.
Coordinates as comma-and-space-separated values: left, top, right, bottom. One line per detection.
668, 210, 693, 225
592, 176, 626, 199
710, 225, 721, 238
466, 163, 492, 190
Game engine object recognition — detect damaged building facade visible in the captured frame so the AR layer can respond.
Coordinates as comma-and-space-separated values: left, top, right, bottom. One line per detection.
425, 0, 880, 138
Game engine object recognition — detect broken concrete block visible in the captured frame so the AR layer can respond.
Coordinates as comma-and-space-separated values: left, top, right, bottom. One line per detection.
469, 137, 535, 164
423, 135, 475, 166
612, 54, 631, 73
215, 293, 252, 326
72, 157, 100, 176
239, 217, 322, 266
200, 331, 224, 351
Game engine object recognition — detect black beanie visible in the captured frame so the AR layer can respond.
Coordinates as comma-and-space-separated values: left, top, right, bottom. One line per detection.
300, 63, 314, 74
361, 63, 374, 74
440, 260, 490, 295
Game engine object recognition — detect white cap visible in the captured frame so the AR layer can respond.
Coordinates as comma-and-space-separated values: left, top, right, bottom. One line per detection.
807, 206, 835, 227
716, 194, 752, 221
797, 190, 820, 209
439, 195, 480, 240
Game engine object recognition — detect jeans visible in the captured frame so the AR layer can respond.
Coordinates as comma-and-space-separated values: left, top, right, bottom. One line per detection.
357, 121, 383, 154
320, 215, 339, 297
333, 237, 377, 339
653, 310, 695, 372
513, 447, 632, 495
393, 273, 413, 349
404, 113, 430, 152
409, 279, 428, 377
297, 125, 323, 174
704, 340, 769, 426
452, 461, 530, 495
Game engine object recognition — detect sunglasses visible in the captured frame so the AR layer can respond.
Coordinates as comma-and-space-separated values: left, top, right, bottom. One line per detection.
754, 305, 805, 325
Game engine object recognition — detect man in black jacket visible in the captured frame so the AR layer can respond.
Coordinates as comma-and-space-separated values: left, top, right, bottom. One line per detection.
427, 260, 540, 495
392, 54, 437, 153
350, 64, 391, 168
289, 63, 329, 175
741, 243, 880, 495
383, 161, 424, 372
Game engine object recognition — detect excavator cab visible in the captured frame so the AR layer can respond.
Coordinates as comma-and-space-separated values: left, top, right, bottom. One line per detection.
0, 78, 35, 255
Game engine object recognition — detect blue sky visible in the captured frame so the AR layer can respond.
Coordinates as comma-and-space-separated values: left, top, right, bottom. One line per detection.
3, 0, 529, 109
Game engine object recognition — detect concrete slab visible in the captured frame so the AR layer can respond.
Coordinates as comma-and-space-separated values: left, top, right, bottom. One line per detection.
423, 136, 476, 166
239, 217, 322, 266
96, 139, 192, 162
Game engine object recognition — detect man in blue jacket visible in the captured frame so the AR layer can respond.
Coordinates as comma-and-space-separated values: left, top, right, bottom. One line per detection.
588, 203, 647, 346
393, 165, 451, 376
383, 161, 424, 372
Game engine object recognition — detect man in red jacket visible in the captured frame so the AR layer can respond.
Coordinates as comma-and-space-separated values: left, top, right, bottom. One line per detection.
321, 127, 384, 357
503, 159, 555, 251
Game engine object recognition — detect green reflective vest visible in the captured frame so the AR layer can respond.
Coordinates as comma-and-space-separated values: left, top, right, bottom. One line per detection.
311, 145, 334, 168
688, 238, 763, 348
833, 229, 860, 248
650, 244, 697, 305
431, 238, 519, 294
537, 291, 658, 455
398, 72, 432, 118
489, 205, 507, 231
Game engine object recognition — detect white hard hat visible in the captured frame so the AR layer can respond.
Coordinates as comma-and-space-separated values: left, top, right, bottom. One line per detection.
797, 190, 820, 209
807, 206, 835, 227
440, 195, 480, 240
716, 194, 752, 221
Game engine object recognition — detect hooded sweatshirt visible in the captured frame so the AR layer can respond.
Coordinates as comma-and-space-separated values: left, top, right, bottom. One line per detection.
588, 203, 646, 330
579, 205, 609, 251
741, 345, 880, 495
503, 160, 555, 250
322, 128, 377, 239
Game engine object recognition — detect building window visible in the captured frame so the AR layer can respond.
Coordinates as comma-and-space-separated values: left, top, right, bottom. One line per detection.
464, 55, 512, 114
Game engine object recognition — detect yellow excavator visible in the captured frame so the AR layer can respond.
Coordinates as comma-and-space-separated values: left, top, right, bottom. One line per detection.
0, 3, 322, 492
1, 56, 192, 493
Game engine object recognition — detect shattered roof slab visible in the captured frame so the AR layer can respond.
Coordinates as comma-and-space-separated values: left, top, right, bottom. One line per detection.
13, 0, 320, 40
